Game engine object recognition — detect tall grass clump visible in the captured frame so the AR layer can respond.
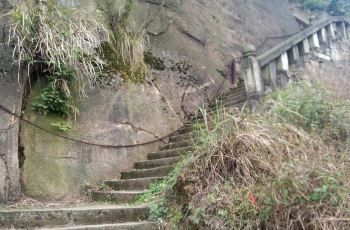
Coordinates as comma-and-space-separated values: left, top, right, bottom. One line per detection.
9, 1, 107, 117
98, 0, 148, 82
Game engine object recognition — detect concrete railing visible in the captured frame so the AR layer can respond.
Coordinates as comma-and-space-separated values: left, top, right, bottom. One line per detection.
241, 16, 350, 100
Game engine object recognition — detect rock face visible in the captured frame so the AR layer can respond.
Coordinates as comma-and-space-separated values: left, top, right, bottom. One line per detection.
13, 0, 301, 200
0, 0, 23, 202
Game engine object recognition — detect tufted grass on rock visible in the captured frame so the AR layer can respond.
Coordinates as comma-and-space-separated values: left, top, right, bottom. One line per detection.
9, 1, 107, 97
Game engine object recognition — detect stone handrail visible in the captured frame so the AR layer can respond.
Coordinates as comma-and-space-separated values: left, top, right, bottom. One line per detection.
241, 16, 350, 99
257, 16, 346, 67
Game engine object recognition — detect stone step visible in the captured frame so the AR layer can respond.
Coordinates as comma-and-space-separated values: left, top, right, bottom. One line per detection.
178, 125, 198, 134
222, 85, 246, 97
91, 191, 145, 204
135, 156, 182, 169
120, 166, 173, 180
222, 86, 246, 97
38, 222, 159, 230
209, 94, 247, 109
194, 101, 248, 120
0, 205, 150, 229
159, 138, 199, 151
147, 146, 194, 160
169, 131, 197, 142
103, 177, 163, 191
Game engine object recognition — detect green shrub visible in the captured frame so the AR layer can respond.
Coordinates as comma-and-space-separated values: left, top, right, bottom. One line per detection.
32, 85, 78, 118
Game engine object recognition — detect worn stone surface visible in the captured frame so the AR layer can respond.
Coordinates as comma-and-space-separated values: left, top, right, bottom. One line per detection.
21, 83, 182, 199
0, 205, 150, 228
0, 0, 23, 202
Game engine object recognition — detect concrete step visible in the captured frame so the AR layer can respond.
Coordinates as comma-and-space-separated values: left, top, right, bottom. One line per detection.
194, 101, 248, 120
169, 131, 197, 142
103, 177, 163, 191
147, 146, 195, 160
178, 125, 198, 134
159, 138, 199, 151
209, 94, 247, 109
135, 156, 182, 169
120, 166, 173, 180
0, 205, 150, 229
38, 222, 159, 230
221, 85, 246, 97
91, 191, 145, 204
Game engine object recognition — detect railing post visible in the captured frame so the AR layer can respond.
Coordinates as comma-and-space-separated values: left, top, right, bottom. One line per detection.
289, 45, 300, 65
301, 39, 310, 55
242, 45, 264, 98
262, 61, 277, 91
276, 52, 289, 88
327, 23, 337, 41
309, 33, 320, 50
319, 28, 328, 45
338, 21, 348, 40
346, 24, 350, 39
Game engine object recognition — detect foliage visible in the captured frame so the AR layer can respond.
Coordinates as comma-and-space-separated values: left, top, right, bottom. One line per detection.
136, 155, 193, 222
293, 0, 350, 15
10, 0, 106, 117
298, 0, 329, 11
51, 122, 72, 132
32, 85, 72, 117
265, 82, 349, 141
98, 0, 148, 82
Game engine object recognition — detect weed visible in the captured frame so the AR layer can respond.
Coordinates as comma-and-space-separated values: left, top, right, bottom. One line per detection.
98, 0, 148, 82
51, 122, 72, 132
32, 85, 70, 117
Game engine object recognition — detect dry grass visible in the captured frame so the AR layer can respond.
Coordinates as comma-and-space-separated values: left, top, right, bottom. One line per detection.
99, 0, 148, 81
9, 1, 107, 96
171, 106, 350, 230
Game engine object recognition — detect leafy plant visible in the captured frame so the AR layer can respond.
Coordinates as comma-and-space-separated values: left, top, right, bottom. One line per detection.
32, 85, 71, 117
51, 122, 72, 132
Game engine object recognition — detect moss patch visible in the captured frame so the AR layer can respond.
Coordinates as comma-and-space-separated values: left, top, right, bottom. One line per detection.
21, 82, 85, 199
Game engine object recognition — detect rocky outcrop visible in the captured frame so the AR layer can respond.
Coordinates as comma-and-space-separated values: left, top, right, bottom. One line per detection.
0, 0, 23, 202
17, 0, 301, 200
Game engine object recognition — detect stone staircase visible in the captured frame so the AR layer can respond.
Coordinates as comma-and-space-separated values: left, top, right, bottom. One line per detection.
0, 83, 247, 229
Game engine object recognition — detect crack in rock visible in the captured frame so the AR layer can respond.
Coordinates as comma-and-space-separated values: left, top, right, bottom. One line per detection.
119, 121, 166, 143
178, 28, 206, 47
0, 151, 11, 199
147, 78, 183, 124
